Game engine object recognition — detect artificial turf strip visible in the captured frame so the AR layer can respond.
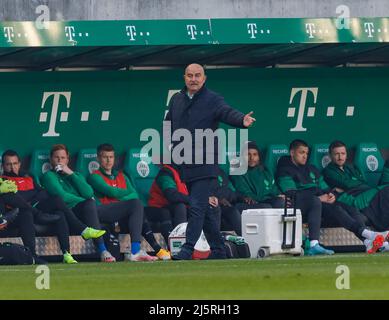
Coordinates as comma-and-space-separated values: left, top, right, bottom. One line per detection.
1, 253, 389, 300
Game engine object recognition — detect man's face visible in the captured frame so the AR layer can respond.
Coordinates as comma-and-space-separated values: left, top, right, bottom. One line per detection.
291, 146, 309, 166
331, 146, 347, 167
98, 151, 115, 172
248, 149, 260, 168
184, 64, 206, 95
3, 155, 21, 175
51, 149, 69, 167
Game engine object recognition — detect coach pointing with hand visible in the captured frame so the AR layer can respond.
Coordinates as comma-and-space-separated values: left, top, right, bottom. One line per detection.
164, 63, 255, 260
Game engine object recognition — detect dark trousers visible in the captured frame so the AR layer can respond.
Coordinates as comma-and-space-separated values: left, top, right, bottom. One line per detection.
362, 186, 389, 231
296, 191, 368, 241
43, 211, 71, 253
0, 193, 71, 254
97, 199, 143, 243
72, 199, 104, 245
166, 203, 188, 227
220, 206, 242, 236
236, 196, 285, 213
36, 195, 86, 235
181, 178, 225, 254
295, 191, 322, 241
9, 208, 36, 255
0, 193, 38, 253
323, 202, 368, 240
145, 206, 174, 244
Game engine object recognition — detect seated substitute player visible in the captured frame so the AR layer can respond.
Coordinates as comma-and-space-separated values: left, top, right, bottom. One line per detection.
41, 144, 122, 263
1, 149, 106, 264
276, 139, 385, 255
323, 140, 389, 251
230, 141, 285, 213
0, 179, 52, 264
87, 143, 170, 261
213, 165, 244, 236
148, 162, 189, 240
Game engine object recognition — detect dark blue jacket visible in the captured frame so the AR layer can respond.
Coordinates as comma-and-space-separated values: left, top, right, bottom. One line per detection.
165, 85, 245, 182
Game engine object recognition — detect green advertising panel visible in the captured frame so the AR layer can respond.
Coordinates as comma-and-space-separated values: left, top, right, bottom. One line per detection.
1, 18, 389, 47
0, 20, 213, 47
0, 67, 387, 160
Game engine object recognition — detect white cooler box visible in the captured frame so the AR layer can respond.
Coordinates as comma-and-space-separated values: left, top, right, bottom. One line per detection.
242, 208, 304, 258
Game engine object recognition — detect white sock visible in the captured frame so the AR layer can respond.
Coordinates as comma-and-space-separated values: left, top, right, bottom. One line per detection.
362, 229, 376, 240
310, 240, 319, 248
364, 239, 371, 247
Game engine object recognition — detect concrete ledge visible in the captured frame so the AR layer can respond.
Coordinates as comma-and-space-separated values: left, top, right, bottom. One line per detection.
1, 0, 388, 21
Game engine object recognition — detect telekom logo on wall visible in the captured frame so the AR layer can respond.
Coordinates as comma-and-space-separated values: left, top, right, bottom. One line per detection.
38, 88, 358, 137
39, 92, 110, 137
287, 87, 356, 132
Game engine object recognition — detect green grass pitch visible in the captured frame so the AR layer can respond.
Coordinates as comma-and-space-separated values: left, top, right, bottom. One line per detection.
1, 253, 389, 300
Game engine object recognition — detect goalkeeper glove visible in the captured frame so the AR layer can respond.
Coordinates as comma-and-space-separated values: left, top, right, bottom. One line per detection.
0, 180, 18, 194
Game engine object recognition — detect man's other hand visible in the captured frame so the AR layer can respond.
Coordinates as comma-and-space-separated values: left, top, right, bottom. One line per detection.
209, 196, 219, 207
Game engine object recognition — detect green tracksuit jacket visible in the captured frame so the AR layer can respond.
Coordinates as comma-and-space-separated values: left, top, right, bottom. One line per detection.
41, 170, 94, 208
230, 165, 280, 202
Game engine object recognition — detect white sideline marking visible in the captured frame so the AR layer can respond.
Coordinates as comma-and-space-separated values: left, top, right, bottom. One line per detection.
0, 268, 66, 272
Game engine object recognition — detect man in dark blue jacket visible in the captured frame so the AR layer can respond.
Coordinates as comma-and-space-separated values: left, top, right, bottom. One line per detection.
165, 63, 255, 259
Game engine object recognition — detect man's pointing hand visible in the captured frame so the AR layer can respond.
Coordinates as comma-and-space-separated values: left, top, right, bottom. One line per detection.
243, 111, 256, 128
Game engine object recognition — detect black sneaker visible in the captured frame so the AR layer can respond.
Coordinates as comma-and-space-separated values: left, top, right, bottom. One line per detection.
34, 211, 61, 225
172, 248, 193, 260
207, 249, 227, 260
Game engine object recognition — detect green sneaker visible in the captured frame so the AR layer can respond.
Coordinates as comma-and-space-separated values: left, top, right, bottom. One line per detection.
63, 252, 78, 264
225, 235, 245, 245
81, 227, 106, 240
